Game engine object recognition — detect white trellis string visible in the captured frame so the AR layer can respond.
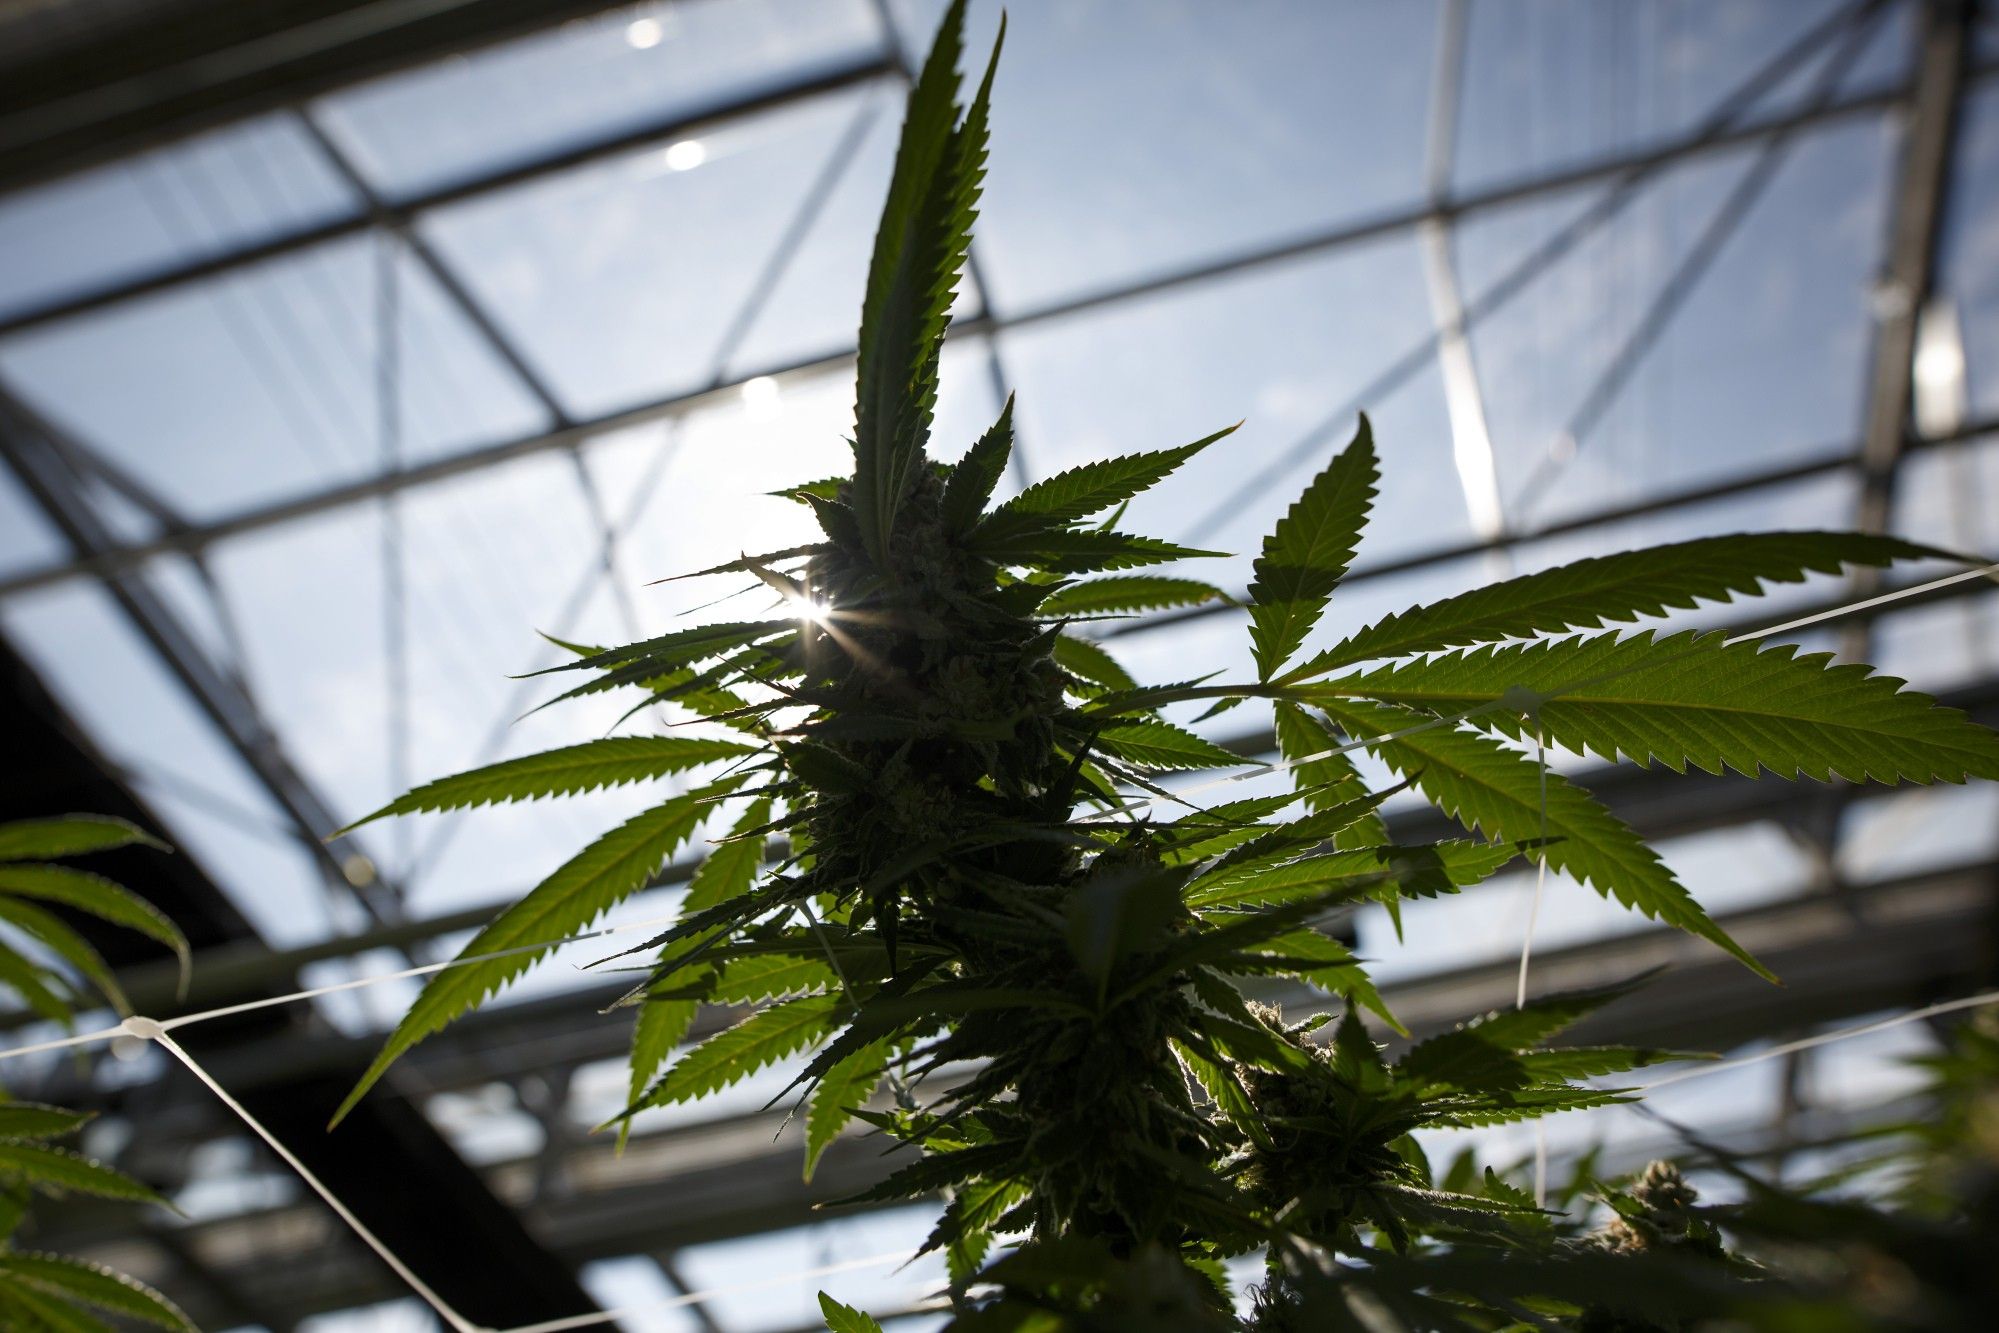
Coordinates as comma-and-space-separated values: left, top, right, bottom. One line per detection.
0, 907, 688, 1066
0, 559, 1991, 1326
139, 1020, 481, 1333
1630, 986, 1999, 1094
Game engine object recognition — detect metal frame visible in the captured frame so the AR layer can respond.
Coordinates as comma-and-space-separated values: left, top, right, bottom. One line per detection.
2, 2, 1995, 1330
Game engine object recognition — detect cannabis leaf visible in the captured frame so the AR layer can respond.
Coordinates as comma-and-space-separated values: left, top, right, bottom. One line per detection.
0, 816, 166, 861
0, 1143, 173, 1208
818, 1292, 886, 1333
334, 782, 738, 1126
1311, 630, 1999, 784
940, 394, 1016, 532
0, 1254, 196, 1332
967, 527, 1223, 573
979, 424, 1235, 540
805, 1038, 890, 1181
1272, 700, 1383, 846
0, 816, 187, 1008
1289, 531, 1952, 677
1054, 635, 1137, 693
1248, 415, 1376, 679
1316, 698, 1770, 978
1094, 717, 1249, 771
851, 0, 999, 562
1039, 575, 1228, 617
334, 736, 756, 832
626, 995, 840, 1115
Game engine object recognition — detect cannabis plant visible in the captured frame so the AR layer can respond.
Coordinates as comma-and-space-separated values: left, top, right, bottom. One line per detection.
333, 4, 1999, 1326
0, 814, 193, 1332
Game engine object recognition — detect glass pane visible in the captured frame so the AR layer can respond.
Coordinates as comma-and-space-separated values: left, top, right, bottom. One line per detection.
999, 232, 1462, 594
675, 1204, 943, 1332
579, 1258, 705, 1333
892, 0, 1438, 314
1456, 112, 1892, 529
0, 581, 334, 947
0, 237, 550, 518
722, 83, 909, 378
312, 0, 884, 200
1453, 0, 1908, 196
0, 470, 64, 574
201, 450, 650, 913
419, 86, 886, 419
0, 114, 360, 321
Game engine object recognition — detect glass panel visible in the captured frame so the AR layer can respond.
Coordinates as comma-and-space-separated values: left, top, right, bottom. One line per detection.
0, 581, 334, 947
722, 83, 909, 378
312, 0, 884, 200
579, 1258, 705, 1333
1456, 112, 1891, 529
208, 450, 641, 913
0, 237, 551, 518
1453, 0, 1908, 196
892, 0, 1438, 314
1504, 471, 1865, 634
298, 1300, 433, 1333
675, 1204, 944, 1332
419, 86, 888, 419
999, 233, 1461, 594
1837, 781, 1999, 883
1878, 433, 1999, 689
0, 114, 360, 321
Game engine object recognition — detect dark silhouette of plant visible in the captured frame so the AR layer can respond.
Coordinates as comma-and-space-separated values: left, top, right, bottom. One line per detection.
0, 814, 192, 1331
330, 4, 1999, 1327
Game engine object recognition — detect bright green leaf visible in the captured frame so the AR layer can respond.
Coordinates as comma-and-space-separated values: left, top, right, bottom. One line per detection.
805, 1038, 889, 1181
1318, 698, 1771, 980
1248, 415, 1376, 679
334, 783, 735, 1126
1309, 629, 1999, 785
1038, 575, 1227, 618
0, 817, 166, 863
1291, 531, 1953, 676
333, 736, 755, 834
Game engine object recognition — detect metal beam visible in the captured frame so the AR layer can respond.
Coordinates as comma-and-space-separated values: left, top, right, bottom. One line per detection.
1419, 0, 1505, 546
6, 57, 1985, 604
1852, 0, 1974, 574
0, 627, 611, 1333
1, 1, 667, 196
0, 387, 407, 928
0, 54, 896, 339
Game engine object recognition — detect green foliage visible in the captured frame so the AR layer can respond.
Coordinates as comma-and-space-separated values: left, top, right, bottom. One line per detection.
0, 816, 188, 1009
333, 780, 739, 1125
1038, 575, 1228, 618
333, 736, 755, 831
0, 1102, 193, 1331
1287, 530, 1954, 677
335, 7, 1999, 1332
817, 1293, 885, 1333
0, 820, 190, 1330
1247, 417, 1376, 680
1309, 630, 1999, 784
